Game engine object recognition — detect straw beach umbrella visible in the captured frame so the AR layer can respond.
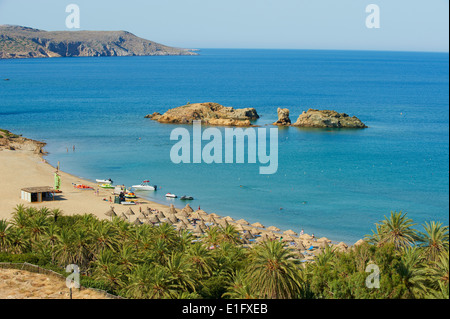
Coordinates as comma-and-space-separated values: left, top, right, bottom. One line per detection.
125, 208, 135, 218
267, 226, 281, 232
190, 211, 202, 220
197, 209, 208, 216
236, 219, 250, 226
105, 208, 117, 220
119, 212, 128, 221
167, 204, 178, 215
283, 229, 298, 237
149, 215, 161, 224
133, 218, 142, 226
251, 222, 265, 228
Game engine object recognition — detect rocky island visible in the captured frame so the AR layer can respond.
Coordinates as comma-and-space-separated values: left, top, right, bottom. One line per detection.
292, 109, 368, 128
146, 102, 259, 127
272, 108, 367, 128
0, 25, 197, 59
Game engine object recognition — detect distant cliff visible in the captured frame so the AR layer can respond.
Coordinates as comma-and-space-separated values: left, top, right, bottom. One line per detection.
0, 25, 198, 59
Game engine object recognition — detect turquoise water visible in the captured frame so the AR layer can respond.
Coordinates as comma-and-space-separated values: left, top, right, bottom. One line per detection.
0, 49, 448, 243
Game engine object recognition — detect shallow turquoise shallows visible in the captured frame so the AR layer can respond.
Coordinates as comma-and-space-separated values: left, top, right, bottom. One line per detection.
1, 49, 448, 243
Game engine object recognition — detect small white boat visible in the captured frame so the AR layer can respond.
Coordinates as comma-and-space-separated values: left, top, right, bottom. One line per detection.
132, 180, 157, 191
165, 193, 177, 198
96, 178, 113, 184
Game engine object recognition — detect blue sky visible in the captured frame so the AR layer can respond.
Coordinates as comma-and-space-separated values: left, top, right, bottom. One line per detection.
0, 0, 448, 52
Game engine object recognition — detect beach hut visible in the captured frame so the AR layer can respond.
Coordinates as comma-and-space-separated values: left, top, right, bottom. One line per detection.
21, 186, 56, 203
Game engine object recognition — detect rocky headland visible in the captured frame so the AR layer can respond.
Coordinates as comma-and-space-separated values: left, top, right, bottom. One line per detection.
145, 102, 259, 127
0, 128, 46, 153
0, 25, 197, 59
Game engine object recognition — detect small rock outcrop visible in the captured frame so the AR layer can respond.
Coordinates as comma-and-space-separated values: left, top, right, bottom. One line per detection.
273, 108, 291, 126
0, 128, 46, 154
146, 102, 259, 127
293, 109, 367, 128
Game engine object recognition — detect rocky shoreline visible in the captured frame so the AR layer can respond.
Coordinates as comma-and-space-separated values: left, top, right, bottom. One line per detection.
0, 128, 46, 154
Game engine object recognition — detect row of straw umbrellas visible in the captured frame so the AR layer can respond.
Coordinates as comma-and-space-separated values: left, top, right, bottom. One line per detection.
105, 204, 349, 259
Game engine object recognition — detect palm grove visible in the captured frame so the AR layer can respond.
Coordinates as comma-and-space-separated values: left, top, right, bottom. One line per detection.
0, 205, 448, 299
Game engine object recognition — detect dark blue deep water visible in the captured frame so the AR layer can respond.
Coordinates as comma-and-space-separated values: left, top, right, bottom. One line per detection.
1, 49, 448, 243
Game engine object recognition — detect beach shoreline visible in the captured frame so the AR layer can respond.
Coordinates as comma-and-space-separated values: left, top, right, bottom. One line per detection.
0, 131, 353, 253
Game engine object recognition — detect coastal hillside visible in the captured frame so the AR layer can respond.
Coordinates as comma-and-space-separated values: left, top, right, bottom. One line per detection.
0, 25, 197, 59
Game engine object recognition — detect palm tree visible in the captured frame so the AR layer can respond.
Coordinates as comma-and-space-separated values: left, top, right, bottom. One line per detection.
72, 228, 92, 270
50, 208, 63, 223
417, 221, 449, 263
223, 270, 258, 299
11, 205, 30, 229
117, 244, 139, 272
165, 251, 197, 292
146, 266, 176, 299
425, 249, 449, 293
27, 214, 50, 250
187, 242, 214, 277
370, 211, 418, 250
247, 240, 303, 299
8, 228, 29, 254
54, 229, 76, 267
0, 219, 11, 252
43, 223, 60, 263
219, 224, 242, 245
203, 226, 221, 249
91, 221, 119, 254
125, 264, 153, 298
396, 247, 429, 298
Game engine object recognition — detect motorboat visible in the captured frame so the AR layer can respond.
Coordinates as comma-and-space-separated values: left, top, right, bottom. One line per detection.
180, 195, 194, 200
165, 193, 177, 198
132, 180, 157, 191
96, 178, 113, 184
100, 184, 114, 189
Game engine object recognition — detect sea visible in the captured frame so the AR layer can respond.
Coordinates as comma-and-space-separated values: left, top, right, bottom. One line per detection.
0, 49, 448, 244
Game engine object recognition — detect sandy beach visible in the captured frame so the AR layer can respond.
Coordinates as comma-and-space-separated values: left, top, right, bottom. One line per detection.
0, 149, 170, 220
0, 132, 350, 256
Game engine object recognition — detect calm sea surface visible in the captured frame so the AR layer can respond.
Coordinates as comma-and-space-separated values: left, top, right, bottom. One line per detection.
1, 49, 448, 243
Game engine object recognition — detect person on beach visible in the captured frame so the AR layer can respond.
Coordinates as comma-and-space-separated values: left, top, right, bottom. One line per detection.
73, 145, 75, 152
311, 233, 316, 241
300, 229, 304, 236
